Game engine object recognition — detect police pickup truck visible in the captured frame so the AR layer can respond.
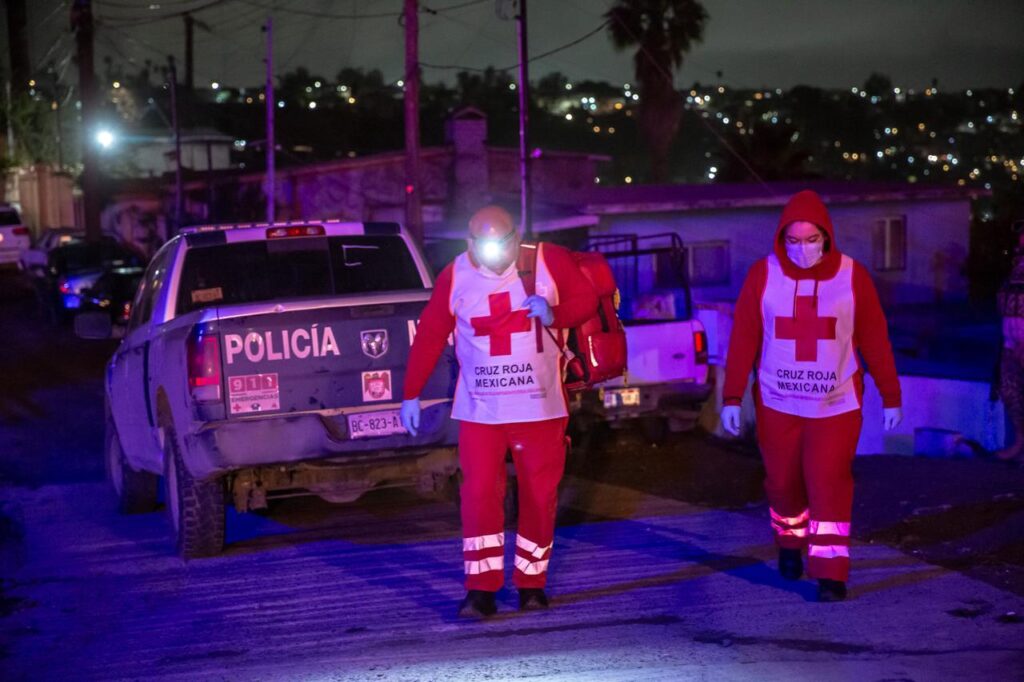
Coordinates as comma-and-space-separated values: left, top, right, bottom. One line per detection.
76, 221, 458, 558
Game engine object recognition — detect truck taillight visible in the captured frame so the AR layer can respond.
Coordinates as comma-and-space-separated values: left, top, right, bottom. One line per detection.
187, 327, 222, 401
694, 329, 708, 365
266, 225, 325, 239
13, 227, 29, 236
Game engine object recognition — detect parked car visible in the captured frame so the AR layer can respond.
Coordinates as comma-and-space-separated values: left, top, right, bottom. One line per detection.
76, 220, 459, 558
40, 237, 145, 319
20, 227, 84, 275
77, 266, 144, 328
0, 204, 31, 269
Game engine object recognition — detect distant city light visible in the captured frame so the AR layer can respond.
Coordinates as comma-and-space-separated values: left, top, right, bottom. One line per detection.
509, 83, 516, 90
631, 93, 639, 101
314, 81, 322, 88
308, 101, 317, 109
348, 97, 357, 104
28, 79, 35, 87
624, 176, 633, 184
565, 113, 573, 121
96, 129, 115, 149
397, 80, 405, 87
277, 100, 285, 108
565, 83, 573, 90
113, 81, 121, 89
211, 82, 220, 90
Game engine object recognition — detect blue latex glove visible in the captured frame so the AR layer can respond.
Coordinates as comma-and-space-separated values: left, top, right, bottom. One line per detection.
721, 405, 742, 437
522, 295, 554, 326
400, 398, 421, 436
883, 407, 903, 431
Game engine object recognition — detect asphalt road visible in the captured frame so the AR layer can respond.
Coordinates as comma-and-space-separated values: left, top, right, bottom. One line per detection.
2, 269, 1024, 681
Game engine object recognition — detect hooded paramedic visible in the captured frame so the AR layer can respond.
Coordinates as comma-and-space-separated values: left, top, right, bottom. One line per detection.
721, 189, 903, 602
400, 205, 598, 617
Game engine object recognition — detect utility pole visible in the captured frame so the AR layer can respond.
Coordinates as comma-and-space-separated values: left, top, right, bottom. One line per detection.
515, 0, 532, 238
183, 14, 195, 90
168, 55, 184, 234
48, 67, 65, 171
263, 17, 275, 224
71, 0, 101, 243
403, 0, 423, 244
6, 0, 30, 98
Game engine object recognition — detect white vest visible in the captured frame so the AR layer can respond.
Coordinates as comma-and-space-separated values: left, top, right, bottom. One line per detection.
758, 254, 860, 418
449, 244, 567, 424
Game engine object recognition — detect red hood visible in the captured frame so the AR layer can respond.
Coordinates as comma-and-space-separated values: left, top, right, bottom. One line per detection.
774, 189, 841, 280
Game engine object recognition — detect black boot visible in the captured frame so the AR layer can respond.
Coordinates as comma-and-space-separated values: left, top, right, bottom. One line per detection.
778, 548, 803, 581
817, 579, 848, 602
458, 590, 498, 618
518, 588, 550, 611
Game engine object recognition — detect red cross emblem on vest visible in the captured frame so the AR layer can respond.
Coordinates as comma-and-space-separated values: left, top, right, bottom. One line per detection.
471, 291, 532, 356
775, 295, 837, 362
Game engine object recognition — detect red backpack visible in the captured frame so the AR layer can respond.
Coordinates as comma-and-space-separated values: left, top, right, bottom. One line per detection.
519, 243, 627, 391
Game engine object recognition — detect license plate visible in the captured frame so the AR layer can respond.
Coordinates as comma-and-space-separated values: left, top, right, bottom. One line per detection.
604, 387, 640, 408
348, 409, 407, 439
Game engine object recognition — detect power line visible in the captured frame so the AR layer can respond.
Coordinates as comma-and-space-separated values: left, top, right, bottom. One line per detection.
421, 19, 608, 73
96, 0, 231, 27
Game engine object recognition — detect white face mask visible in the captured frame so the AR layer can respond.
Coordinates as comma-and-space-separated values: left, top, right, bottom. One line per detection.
786, 242, 824, 269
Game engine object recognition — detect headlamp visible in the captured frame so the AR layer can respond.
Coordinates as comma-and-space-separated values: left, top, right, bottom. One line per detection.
473, 230, 516, 263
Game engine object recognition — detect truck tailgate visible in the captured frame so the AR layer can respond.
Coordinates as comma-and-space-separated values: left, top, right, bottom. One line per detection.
214, 295, 452, 417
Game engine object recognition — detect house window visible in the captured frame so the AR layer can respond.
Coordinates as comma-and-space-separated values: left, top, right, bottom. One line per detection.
873, 216, 907, 271
685, 240, 731, 286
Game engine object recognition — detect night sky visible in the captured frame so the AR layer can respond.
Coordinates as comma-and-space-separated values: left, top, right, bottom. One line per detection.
13, 0, 1024, 90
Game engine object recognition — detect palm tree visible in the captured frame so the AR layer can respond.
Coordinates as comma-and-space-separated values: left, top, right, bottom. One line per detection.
606, 0, 708, 183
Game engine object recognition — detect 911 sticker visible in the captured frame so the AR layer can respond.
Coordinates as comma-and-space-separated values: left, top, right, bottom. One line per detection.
228, 373, 280, 414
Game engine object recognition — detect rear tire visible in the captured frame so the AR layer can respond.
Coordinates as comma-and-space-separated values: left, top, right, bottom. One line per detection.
105, 412, 158, 514
162, 421, 225, 559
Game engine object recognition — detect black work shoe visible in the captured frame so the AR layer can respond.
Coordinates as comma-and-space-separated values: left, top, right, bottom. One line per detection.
778, 548, 804, 581
457, 590, 497, 618
518, 588, 550, 611
817, 579, 848, 602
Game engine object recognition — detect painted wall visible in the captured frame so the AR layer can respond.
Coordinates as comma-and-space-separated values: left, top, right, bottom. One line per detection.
590, 198, 971, 307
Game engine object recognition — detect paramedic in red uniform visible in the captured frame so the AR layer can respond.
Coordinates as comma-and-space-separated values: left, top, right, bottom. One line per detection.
721, 189, 903, 602
400, 205, 598, 617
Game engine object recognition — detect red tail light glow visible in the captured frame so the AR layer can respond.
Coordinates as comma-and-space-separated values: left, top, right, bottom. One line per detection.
58, 279, 71, 294
694, 330, 709, 364
12, 227, 29, 236
266, 225, 325, 239
187, 328, 222, 401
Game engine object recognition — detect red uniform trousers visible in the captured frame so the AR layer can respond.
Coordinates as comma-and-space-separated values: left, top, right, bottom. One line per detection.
755, 402, 862, 582
458, 417, 568, 592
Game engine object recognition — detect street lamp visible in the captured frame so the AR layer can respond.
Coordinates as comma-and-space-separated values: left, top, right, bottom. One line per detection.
96, 129, 116, 149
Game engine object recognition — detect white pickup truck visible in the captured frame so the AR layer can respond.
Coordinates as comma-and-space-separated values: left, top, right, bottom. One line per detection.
77, 221, 459, 558
570, 233, 712, 443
